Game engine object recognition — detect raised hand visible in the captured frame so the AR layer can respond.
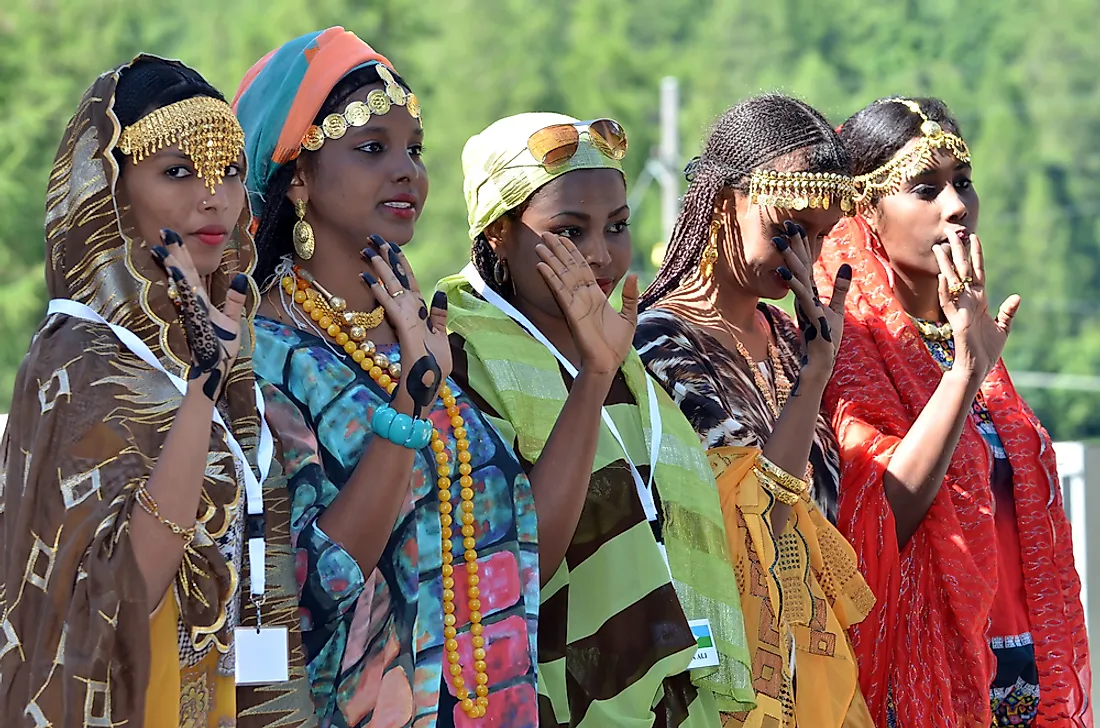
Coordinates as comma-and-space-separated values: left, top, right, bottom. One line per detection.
360, 235, 451, 416
934, 233, 1020, 378
151, 228, 249, 402
773, 221, 852, 378
534, 231, 639, 375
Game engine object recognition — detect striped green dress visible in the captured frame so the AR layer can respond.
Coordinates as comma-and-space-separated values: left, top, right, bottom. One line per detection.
440, 275, 754, 727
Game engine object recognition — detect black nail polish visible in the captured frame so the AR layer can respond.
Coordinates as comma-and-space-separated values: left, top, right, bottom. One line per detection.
792, 222, 806, 238
369, 234, 387, 248
432, 290, 448, 310
162, 229, 183, 246
784, 220, 797, 235
772, 236, 789, 252
777, 267, 793, 281
168, 266, 186, 282
360, 248, 373, 260
361, 271, 378, 286
230, 273, 249, 294
838, 263, 853, 280
151, 245, 169, 260
363, 247, 379, 259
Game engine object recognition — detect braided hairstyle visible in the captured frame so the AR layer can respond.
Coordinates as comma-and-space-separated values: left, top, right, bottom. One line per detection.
470, 198, 534, 297
251, 65, 413, 289
839, 96, 962, 182
639, 93, 848, 310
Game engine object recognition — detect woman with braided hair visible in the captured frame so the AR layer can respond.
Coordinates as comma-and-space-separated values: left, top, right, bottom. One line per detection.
635, 94, 875, 727
815, 96, 1090, 726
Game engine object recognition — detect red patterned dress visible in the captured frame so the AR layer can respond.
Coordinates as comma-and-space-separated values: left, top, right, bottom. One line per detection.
814, 216, 1091, 727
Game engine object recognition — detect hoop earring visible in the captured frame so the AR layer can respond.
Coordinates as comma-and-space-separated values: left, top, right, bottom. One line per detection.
700, 219, 720, 278
293, 199, 315, 260
493, 257, 510, 287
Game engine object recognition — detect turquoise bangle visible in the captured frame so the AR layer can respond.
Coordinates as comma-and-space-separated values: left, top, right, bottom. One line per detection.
372, 405, 397, 438
407, 419, 434, 449
389, 413, 414, 445
372, 405, 433, 450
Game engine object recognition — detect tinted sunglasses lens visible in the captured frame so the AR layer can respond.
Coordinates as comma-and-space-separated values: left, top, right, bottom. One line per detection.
527, 124, 580, 166
587, 119, 628, 160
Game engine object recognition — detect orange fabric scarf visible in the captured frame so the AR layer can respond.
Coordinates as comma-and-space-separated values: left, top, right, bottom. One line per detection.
814, 216, 1091, 727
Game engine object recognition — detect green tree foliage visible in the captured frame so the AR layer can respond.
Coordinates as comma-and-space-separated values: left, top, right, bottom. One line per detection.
1, 0, 1098, 438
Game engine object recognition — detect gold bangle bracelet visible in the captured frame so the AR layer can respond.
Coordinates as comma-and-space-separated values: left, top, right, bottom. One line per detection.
755, 454, 809, 496
135, 484, 197, 545
753, 466, 801, 506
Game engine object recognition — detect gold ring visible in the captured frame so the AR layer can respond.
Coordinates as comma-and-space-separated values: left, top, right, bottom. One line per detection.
391, 289, 405, 298
962, 276, 973, 284
948, 281, 965, 296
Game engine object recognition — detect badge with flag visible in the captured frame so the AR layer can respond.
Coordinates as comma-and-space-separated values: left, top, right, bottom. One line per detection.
687, 618, 720, 669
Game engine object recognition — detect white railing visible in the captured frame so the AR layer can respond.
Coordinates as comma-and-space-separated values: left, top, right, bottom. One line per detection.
1054, 442, 1100, 721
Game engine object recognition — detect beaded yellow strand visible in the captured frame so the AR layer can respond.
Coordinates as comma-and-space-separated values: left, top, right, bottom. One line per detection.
282, 272, 490, 719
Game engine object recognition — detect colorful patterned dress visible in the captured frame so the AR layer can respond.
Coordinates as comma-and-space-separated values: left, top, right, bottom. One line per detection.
253, 317, 540, 728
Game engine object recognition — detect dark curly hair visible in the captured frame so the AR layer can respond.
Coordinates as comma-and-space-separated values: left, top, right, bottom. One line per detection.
251, 65, 412, 289
469, 199, 532, 297
639, 93, 849, 310
838, 96, 963, 190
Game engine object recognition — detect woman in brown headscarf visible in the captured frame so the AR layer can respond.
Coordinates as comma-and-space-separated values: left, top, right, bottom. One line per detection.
0, 56, 310, 727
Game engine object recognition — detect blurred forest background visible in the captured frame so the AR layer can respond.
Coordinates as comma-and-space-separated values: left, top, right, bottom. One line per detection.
2, 0, 1100, 439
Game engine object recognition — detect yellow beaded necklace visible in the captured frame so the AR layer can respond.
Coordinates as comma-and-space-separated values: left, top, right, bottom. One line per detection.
281, 271, 490, 719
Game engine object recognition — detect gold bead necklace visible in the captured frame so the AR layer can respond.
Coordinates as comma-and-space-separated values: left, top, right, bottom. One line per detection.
281, 270, 490, 718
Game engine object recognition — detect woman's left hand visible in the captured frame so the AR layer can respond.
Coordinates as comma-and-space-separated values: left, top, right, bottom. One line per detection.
535, 231, 639, 376
152, 229, 249, 402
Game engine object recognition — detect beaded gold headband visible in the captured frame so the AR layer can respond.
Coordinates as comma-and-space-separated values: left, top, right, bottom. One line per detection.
748, 170, 856, 215
117, 95, 245, 194
852, 98, 971, 206
301, 64, 421, 152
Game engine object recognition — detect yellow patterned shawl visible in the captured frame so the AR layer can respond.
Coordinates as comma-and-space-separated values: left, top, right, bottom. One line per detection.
708, 447, 875, 728
0, 55, 267, 724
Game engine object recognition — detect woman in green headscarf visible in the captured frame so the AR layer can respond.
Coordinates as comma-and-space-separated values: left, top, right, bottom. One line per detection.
438, 113, 755, 726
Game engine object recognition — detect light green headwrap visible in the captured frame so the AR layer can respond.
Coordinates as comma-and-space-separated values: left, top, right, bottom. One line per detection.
462, 112, 625, 239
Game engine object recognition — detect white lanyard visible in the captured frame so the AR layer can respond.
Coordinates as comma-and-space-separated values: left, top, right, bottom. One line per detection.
462, 264, 663, 523
46, 299, 272, 600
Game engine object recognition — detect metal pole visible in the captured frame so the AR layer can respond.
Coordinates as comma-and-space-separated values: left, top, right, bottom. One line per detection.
658, 76, 680, 244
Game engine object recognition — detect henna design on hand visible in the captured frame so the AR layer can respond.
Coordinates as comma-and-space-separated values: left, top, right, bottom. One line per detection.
170, 266, 227, 401
385, 244, 411, 290
404, 354, 442, 417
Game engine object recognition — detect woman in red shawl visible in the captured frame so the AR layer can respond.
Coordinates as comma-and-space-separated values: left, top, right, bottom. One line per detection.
815, 96, 1091, 727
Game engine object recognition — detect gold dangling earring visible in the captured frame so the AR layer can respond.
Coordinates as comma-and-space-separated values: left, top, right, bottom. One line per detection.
700, 219, 720, 278
293, 199, 315, 260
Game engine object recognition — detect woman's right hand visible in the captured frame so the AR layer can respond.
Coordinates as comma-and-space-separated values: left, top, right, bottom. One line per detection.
360, 235, 451, 417
535, 231, 639, 376
773, 221, 852, 382
152, 229, 249, 402
934, 233, 1021, 379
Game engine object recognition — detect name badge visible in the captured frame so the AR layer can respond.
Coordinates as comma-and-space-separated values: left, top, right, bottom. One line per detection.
687, 619, 720, 670
235, 627, 290, 685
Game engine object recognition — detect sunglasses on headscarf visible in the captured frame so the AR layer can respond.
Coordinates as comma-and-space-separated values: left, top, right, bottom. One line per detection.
526, 118, 628, 166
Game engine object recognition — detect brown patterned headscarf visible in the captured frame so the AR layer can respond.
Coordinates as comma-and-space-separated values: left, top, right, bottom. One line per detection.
0, 54, 262, 723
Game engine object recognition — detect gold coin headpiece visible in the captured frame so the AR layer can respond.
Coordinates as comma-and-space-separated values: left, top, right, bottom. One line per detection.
301, 63, 422, 153
117, 95, 244, 194
851, 98, 971, 207
748, 170, 856, 215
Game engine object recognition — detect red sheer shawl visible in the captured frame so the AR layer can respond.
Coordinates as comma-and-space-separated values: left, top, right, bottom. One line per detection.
814, 216, 1091, 727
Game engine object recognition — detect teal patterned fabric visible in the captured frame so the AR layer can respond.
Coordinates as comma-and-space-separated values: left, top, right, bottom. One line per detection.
253, 316, 540, 728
